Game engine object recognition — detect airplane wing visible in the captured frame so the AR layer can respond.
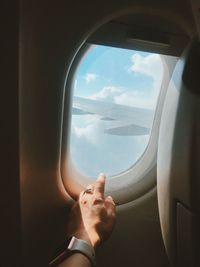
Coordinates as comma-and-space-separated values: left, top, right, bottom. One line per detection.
72, 107, 94, 115
104, 124, 150, 136
72, 96, 154, 136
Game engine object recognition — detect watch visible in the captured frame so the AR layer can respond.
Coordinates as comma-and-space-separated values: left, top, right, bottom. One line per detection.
48, 236, 96, 266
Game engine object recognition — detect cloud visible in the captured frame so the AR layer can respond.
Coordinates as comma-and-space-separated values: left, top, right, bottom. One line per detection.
129, 53, 163, 99
71, 116, 104, 145
114, 91, 156, 109
129, 53, 162, 81
73, 124, 97, 143
71, 118, 149, 174
84, 73, 97, 83
90, 86, 122, 102
86, 53, 163, 108
71, 116, 149, 177
89, 85, 156, 109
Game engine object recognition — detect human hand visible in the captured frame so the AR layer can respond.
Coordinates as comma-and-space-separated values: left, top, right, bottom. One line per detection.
67, 174, 116, 249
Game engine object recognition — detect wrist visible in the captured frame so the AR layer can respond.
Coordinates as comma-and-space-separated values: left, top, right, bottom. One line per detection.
74, 231, 94, 248
74, 230, 100, 249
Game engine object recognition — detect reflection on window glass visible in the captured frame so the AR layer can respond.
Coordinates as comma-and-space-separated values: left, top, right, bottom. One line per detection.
70, 45, 163, 178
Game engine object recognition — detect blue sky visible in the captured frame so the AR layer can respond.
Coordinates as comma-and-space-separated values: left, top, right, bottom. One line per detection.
74, 46, 156, 99
70, 45, 163, 178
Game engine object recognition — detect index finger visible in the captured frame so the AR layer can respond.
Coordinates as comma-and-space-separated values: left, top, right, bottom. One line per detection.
94, 173, 106, 198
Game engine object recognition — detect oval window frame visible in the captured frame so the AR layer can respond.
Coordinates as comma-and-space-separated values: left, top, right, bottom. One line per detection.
60, 8, 187, 204
61, 41, 177, 204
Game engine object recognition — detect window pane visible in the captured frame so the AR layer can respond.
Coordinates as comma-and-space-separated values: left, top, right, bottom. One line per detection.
70, 45, 163, 178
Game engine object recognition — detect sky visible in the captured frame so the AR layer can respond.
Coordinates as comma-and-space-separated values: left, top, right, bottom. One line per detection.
69, 45, 163, 179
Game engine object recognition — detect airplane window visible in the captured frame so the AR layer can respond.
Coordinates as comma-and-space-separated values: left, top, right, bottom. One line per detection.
70, 45, 164, 178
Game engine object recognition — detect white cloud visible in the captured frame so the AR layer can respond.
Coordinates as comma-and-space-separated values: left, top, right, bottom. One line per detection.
84, 73, 97, 83
73, 124, 96, 142
129, 53, 162, 80
114, 91, 158, 109
129, 53, 163, 99
86, 54, 163, 108
72, 118, 104, 145
71, 116, 149, 176
90, 86, 122, 102
89, 85, 156, 109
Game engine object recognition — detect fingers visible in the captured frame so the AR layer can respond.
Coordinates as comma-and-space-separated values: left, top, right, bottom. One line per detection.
79, 183, 94, 198
106, 196, 115, 206
86, 184, 95, 191
105, 196, 116, 216
94, 173, 106, 198
80, 173, 106, 200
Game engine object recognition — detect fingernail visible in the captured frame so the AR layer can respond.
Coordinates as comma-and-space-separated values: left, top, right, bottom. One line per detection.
99, 173, 106, 178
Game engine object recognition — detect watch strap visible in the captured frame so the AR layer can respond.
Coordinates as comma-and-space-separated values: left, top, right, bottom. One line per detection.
48, 236, 96, 266
68, 236, 96, 266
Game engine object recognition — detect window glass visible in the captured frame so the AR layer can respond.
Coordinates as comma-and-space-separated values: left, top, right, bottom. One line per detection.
70, 45, 163, 178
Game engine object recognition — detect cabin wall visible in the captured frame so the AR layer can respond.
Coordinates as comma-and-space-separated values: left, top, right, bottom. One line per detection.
1, 1, 21, 266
